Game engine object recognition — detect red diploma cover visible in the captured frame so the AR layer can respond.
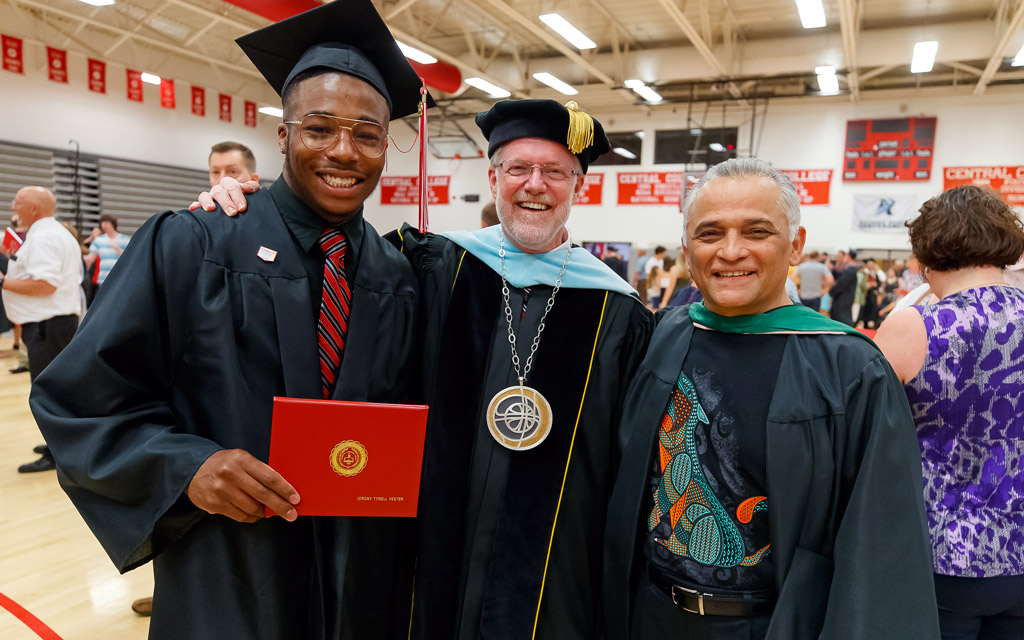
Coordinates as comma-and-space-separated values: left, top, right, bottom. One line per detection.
3, 228, 23, 254
267, 397, 428, 517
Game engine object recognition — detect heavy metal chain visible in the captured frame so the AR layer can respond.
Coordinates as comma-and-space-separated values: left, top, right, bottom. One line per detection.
499, 231, 572, 385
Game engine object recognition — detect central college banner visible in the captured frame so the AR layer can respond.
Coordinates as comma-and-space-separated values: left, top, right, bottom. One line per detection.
944, 166, 1024, 207
576, 173, 603, 205
618, 172, 684, 206
88, 59, 106, 93
46, 47, 67, 83
380, 176, 450, 205
781, 169, 833, 205
2, 35, 23, 74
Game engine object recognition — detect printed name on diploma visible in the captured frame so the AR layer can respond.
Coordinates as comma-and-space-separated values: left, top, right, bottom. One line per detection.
356, 496, 406, 501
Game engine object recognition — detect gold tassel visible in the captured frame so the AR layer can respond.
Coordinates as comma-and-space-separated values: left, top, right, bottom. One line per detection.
564, 100, 594, 155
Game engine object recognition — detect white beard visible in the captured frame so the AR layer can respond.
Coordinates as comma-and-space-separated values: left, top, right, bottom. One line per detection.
495, 191, 572, 253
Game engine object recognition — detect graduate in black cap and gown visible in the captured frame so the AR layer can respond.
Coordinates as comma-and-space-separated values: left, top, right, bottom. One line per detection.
29, 1, 429, 638
392, 100, 655, 639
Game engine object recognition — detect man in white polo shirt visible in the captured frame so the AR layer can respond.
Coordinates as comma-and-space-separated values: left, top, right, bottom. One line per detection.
4, 186, 82, 473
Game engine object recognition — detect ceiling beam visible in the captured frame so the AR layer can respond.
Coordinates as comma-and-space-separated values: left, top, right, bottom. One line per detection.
974, 0, 1024, 95
7, 0, 264, 81
837, 0, 861, 99
386, 0, 428, 20
474, 0, 616, 85
388, 25, 530, 98
653, 0, 728, 77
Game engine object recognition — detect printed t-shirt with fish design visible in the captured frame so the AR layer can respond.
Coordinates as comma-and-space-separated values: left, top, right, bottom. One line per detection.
643, 328, 786, 592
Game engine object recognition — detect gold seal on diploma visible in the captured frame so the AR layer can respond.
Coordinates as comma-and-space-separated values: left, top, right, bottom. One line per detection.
330, 440, 368, 477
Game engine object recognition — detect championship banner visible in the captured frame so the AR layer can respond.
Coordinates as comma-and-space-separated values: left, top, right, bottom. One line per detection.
2, 35, 23, 74
852, 194, 918, 232
88, 59, 105, 93
160, 78, 175, 109
617, 171, 684, 206
46, 47, 67, 83
244, 100, 257, 128
575, 173, 603, 205
126, 69, 143, 102
944, 166, 1024, 207
781, 169, 833, 205
191, 86, 205, 116
380, 176, 450, 205
219, 93, 232, 122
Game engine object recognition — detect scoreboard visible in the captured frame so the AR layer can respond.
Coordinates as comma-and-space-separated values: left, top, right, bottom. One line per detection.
842, 117, 936, 181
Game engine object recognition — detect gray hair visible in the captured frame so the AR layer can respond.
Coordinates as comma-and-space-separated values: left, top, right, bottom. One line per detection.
681, 158, 801, 246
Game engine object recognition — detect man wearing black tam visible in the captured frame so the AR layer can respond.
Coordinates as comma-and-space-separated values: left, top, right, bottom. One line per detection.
200, 97, 655, 638
393, 99, 654, 639
29, 1, 423, 638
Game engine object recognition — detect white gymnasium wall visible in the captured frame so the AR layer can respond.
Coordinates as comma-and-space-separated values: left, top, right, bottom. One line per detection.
3, 38, 1023, 255
378, 92, 1024, 258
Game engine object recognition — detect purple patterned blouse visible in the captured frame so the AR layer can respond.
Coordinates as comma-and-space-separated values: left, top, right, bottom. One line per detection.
904, 285, 1024, 577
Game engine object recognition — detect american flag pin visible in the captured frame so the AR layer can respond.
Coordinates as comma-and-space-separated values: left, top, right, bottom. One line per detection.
257, 246, 278, 262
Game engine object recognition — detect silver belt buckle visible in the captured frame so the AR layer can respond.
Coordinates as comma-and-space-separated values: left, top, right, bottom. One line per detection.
670, 584, 705, 615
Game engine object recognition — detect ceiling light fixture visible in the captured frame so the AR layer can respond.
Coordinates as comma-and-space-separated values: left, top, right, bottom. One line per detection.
140, 72, 161, 85
258, 106, 283, 118
624, 79, 663, 103
815, 65, 840, 94
911, 41, 938, 73
709, 142, 726, 152
1011, 42, 1024, 67
613, 147, 637, 160
538, 14, 597, 50
465, 77, 511, 98
77, 0, 116, 6
532, 72, 578, 96
795, 0, 826, 29
396, 41, 437, 65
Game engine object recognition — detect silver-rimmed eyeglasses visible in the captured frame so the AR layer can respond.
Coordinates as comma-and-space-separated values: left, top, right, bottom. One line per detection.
497, 160, 578, 182
283, 114, 389, 158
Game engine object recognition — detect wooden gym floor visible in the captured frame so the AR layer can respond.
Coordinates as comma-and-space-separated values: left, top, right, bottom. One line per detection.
0, 337, 153, 640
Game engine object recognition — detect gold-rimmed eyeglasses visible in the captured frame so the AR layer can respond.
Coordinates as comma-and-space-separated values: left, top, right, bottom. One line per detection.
496, 160, 578, 182
283, 114, 389, 158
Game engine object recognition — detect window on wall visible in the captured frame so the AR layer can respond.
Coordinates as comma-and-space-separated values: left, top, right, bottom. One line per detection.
591, 131, 644, 166
654, 127, 737, 165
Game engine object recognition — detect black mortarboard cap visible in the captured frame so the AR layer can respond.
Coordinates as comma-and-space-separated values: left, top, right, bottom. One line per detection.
235, 0, 435, 120
475, 99, 611, 173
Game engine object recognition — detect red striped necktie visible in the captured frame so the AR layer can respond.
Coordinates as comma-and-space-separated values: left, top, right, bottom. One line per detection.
317, 228, 351, 398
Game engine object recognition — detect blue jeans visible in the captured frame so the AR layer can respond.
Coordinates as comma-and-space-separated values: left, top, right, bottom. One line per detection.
935, 573, 1024, 640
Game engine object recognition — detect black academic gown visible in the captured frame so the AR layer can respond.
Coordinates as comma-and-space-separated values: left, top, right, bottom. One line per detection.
393, 228, 654, 640
605, 306, 940, 640
30, 182, 418, 640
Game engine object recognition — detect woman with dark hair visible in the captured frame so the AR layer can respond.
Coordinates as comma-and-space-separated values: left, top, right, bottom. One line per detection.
875, 185, 1024, 640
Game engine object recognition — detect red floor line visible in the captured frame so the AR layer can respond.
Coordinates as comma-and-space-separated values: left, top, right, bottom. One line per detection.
0, 591, 64, 640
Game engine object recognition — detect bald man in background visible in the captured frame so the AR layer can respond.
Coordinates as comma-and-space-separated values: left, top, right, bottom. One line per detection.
4, 186, 82, 473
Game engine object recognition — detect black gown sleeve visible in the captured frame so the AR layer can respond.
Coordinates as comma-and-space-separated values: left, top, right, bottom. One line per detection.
30, 211, 222, 573
816, 355, 940, 638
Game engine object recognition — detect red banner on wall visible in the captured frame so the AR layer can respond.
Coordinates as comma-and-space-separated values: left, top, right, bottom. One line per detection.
2, 35, 23, 74
617, 172, 684, 205
46, 47, 67, 83
244, 100, 257, 127
575, 173, 603, 205
380, 176, 450, 205
191, 86, 205, 116
160, 78, 175, 109
126, 69, 143, 102
780, 169, 833, 205
88, 59, 106, 93
219, 93, 232, 122
944, 166, 1024, 207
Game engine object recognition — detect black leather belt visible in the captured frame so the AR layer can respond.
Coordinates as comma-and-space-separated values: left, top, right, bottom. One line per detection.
651, 570, 776, 617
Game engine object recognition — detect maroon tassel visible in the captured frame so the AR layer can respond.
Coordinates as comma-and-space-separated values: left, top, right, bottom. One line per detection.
417, 83, 429, 233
